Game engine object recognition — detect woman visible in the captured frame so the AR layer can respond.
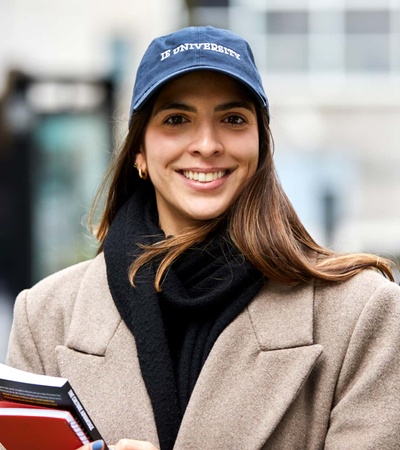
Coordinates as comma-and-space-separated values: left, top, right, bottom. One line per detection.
6, 26, 400, 450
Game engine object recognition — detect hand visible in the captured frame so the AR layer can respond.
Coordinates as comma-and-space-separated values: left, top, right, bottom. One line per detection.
76, 439, 159, 450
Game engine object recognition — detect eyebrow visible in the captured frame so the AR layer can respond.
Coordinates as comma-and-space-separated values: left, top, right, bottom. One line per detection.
153, 102, 196, 116
215, 101, 255, 113
153, 100, 255, 116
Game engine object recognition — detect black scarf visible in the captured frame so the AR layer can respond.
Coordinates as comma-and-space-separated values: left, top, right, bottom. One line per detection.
103, 188, 264, 450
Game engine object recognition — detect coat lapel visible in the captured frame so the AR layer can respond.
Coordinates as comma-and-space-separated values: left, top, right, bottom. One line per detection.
54, 254, 159, 447
175, 281, 322, 450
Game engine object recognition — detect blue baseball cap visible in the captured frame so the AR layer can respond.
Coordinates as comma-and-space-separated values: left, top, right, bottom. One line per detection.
129, 26, 269, 121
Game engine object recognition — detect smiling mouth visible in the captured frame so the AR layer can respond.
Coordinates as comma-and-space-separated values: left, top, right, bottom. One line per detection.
182, 170, 227, 183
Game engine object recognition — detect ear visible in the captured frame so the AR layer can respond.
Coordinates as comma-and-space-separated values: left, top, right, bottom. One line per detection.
134, 151, 147, 170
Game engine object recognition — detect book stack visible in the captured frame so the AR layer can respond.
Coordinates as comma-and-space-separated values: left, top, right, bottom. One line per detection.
0, 363, 109, 450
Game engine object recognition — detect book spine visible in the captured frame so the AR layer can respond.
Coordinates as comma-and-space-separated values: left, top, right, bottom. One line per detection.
61, 384, 109, 449
67, 388, 96, 435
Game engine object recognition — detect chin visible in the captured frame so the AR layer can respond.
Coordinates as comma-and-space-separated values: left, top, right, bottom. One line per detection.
188, 209, 228, 222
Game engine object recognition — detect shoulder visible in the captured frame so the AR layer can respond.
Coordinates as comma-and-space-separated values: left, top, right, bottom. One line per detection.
255, 268, 399, 316
28, 255, 100, 294
22, 253, 106, 306
248, 269, 399, 351
7, 254, 108, 372
312, 270, 400, 359
14, 253, 107, 335
315, 269, 400, 315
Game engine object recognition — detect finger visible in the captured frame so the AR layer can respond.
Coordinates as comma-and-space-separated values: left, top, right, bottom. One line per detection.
114, 439, 158, 450
74, 440, 105, 450
83, 440, 105, 450
91, 440, 105, 450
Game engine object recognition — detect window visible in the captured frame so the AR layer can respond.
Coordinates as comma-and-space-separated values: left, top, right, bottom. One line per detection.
267, 11, 309, 34
266, 11, 309, 71
345, 11, 391, 71
253, 6, 398, 73
346, 35, 390, 71
345, 11, 390, 34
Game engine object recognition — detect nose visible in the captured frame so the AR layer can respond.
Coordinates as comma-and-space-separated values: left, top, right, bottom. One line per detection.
187, 121, 224, 157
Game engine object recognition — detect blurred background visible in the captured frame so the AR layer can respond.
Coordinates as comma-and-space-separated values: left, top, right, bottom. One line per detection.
1, 0, 399, 362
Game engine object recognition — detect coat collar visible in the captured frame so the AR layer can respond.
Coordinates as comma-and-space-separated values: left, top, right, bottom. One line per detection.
248, 279, 315, 350
65, 253, 120, 355
58, 255, 322, 449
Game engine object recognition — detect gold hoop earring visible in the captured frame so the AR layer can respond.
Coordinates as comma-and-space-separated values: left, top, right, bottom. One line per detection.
138, 168, 148, 180
134, 162, 148, 180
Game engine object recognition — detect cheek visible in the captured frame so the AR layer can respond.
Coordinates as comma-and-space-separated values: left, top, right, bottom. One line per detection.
144, 130, 182, 164
142, 136, 162, 170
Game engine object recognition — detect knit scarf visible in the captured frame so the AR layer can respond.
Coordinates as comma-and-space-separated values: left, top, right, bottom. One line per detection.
103, 188, 264, 450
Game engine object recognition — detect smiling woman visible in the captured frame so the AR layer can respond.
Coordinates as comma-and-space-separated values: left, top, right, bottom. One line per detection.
136, 71, 259, 236
6, 26, 400, 450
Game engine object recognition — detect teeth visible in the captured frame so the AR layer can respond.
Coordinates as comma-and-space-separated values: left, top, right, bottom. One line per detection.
183, 170, 226, 182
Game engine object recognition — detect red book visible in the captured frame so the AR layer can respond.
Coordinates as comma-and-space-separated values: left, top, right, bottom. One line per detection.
0, 363, 109, 450
0, 406, 89, 449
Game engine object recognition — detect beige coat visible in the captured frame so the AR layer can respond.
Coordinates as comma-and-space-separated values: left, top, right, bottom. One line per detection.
6, 253, 400, 449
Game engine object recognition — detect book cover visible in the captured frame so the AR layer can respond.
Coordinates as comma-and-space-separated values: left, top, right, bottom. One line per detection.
0, 407, 89, 450
0, 363, 109, 450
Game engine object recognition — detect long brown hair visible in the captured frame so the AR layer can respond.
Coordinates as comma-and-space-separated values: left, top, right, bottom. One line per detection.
91, 94, 396, 291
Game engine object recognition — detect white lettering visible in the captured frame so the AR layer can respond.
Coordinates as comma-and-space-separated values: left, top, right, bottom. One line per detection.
159, 43, 241, 61
160, 50, 171, 61
68, 389, 95, 431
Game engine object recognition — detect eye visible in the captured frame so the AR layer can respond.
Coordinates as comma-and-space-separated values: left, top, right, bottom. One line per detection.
223, 114, 247, 125
164, 114, 189, 126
